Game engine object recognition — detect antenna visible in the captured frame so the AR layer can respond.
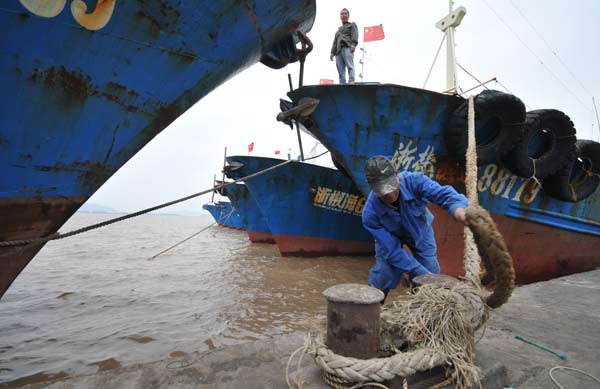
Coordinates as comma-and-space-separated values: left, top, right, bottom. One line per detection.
211, 174, 216, 203
221, 146, 227, 189
436, 1, 467, 94
593, 97, 600, 142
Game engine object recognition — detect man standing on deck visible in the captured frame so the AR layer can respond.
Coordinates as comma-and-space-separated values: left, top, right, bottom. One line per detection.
362, 156, 469, 303
330, 8, 358, 84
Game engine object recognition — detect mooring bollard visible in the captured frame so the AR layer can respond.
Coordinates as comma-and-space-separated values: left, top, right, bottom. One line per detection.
323, 283, 384, 359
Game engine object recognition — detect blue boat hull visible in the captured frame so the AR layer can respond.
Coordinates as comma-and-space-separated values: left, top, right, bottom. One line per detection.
225, 156, 374, 257
219, 182, 274, 243
202, 201, 244, 230
0, 0, 316, 297
287, 84, 600, 283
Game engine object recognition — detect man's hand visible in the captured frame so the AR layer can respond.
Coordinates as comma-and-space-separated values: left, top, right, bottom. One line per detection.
330, 54, 334, 61
350, 45, 356, 53
454, 207, 468, 225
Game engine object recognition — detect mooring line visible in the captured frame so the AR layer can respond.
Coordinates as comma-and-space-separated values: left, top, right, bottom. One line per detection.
0, 150, 330, 252
146, 222, 217, 261
147, 205, 237, 260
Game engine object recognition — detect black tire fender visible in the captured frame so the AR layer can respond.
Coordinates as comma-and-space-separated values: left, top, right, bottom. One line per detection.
542, 139, 600, 202
503, 109, 577, 178
444, 89, 526, 165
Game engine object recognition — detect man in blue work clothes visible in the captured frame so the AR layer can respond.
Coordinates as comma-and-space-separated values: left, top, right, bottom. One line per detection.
362, 156, 469, 303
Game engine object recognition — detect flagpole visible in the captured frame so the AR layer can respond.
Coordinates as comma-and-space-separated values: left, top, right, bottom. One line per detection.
221, 146, 227, 192
360, 44, 365, 83
211, 174, 216, 203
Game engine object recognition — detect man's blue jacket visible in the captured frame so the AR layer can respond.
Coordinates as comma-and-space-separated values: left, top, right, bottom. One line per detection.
362, 171, 468, 289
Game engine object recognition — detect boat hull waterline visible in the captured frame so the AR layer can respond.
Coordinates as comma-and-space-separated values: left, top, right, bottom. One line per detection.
217, 182, 275, 243
0, 0, 316, 298
286, 84, 599, 284
225, 156, 374, 257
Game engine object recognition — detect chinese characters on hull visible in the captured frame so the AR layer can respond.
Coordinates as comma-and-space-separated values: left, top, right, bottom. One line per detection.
313, 186, 366, 216
390, 138, 541, 205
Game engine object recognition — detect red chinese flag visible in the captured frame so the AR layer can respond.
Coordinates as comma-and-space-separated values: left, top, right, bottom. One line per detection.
364, 24, 385, 42
319, 79, 334, 85
274, 150, 280, 155
248, 142, 254, 152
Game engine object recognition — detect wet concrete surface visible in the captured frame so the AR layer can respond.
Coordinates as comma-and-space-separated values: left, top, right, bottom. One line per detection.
17, 270, 600, 388
475, 268, 600, 388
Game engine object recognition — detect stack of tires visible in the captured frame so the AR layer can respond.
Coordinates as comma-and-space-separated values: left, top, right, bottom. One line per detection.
444, 90, 600, 202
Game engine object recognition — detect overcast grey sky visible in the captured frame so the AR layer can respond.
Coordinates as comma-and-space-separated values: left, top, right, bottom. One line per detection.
88, 0, 600, 214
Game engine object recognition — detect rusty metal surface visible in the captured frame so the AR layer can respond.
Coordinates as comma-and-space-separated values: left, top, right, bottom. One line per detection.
0, 0, 316, 298
275, 234, 374, 257
246, 231, 275, 244
324, 284, 383, 359
431, 205, 600, 285
0, 197, 86, 298
285, 83, 600, 284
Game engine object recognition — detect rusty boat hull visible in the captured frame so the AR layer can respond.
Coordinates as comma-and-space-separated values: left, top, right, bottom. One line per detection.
0, 1, 316, 298
285, 84, 600, 284
216, 182, 275, 243
224, 156, 374, 257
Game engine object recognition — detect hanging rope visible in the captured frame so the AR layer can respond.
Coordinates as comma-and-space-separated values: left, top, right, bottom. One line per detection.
464, 95, 481, 283
0, 151, 330, 251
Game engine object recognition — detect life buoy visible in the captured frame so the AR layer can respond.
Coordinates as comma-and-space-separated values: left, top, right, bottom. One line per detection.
444, 90, 526, 165
542, 139, 600, 202
503, 109, 577, 178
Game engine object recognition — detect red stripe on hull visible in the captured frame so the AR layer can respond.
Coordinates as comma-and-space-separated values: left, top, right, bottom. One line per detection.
431, 206, 600, 284
0, 197, 85, 298
218, 224, 243, 230
247, 231, 275, 244
274, 234, 374, 257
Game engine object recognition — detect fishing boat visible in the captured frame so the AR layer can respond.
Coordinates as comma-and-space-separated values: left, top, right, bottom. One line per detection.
0, 0, 316, 298
277, 4, 600, 284
224, 156, 374, 257
217, 182, 274, 243
202, 201, 244, 230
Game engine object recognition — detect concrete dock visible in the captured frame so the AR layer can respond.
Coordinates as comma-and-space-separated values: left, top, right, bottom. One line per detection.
20, 269, 600, 388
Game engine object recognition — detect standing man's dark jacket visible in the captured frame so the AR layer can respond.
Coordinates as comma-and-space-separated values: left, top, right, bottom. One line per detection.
330, 22, 358, 57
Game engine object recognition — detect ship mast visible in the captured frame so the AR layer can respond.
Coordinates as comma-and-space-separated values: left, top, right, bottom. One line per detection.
436, 0, 466, 94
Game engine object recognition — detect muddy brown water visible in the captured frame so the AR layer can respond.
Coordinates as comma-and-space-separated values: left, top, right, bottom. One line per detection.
0, 212, 402, 387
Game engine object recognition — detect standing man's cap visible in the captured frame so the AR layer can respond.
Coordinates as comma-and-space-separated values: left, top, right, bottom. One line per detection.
364, 156, 398, 197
